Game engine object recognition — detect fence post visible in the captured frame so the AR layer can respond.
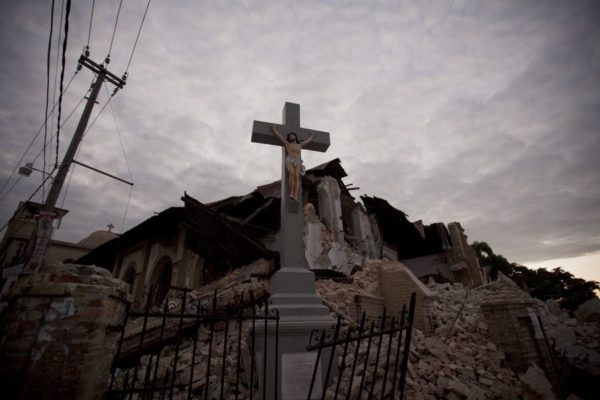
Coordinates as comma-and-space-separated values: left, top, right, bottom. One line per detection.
0, 264, 129, 400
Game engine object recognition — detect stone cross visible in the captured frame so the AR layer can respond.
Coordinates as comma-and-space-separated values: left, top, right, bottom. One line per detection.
251, 102, 330, 270
251, 102, 335, 400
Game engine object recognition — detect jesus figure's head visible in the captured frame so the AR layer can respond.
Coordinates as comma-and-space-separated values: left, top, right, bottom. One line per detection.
287, 132, 299, 143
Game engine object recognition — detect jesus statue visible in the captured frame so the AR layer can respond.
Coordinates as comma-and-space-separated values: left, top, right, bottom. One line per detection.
270, 126, 316, 200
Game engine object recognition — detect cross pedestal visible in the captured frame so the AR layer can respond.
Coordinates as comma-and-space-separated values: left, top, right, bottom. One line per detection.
251, 103, 336, 399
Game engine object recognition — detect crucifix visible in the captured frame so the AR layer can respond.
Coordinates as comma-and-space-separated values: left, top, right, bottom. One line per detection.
251, 102, 330, 271
251, 102, 335, 400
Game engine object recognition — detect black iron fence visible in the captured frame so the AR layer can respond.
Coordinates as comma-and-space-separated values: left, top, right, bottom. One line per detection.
106, 287, 279, 400
306, 292, 416, 400
106, 287, 416, 400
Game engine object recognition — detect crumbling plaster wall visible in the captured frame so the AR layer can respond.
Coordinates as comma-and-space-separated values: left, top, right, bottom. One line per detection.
448, 222, 484, 287
304, 203, 362, 274
317, 176, 344, 242
351, 205, 379, 259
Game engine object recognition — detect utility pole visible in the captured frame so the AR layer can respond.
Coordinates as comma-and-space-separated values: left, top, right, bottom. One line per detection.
23, 54, 126, 274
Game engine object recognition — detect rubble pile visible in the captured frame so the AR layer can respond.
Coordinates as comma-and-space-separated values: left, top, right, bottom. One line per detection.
534, 297, 600, 378
315, 259, 381, 318
318, 263, 600, 399
114, 317, 259, 400
321, 332, 407, 400
114, 258, 599, 399
409, 281, 523, 400
317, 263, 523, 399
113, 259, 272, 399
166, 258, 272, 314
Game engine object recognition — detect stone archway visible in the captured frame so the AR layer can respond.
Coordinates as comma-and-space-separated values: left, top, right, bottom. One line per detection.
149, 256, 173, 307
122, 263, 137, 294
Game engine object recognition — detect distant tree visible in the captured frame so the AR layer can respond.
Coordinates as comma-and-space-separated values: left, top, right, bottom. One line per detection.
472, 241, 599, 314
472, 241, 515, 279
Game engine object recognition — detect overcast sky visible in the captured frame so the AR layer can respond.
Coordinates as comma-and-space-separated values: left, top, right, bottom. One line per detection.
1, 1, 599, 282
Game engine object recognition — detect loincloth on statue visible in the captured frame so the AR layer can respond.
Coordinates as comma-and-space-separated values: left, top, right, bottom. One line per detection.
285, 155, 306, 175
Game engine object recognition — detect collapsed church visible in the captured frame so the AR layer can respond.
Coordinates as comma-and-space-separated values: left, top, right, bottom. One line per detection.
78, 158, 486, 311
3, 102, 596, 400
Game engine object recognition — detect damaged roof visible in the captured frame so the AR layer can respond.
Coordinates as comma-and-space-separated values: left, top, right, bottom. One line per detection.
361, 195, 452, 260
182, 194, 273, 265
77, 207, 183, 269
77, 196, 272, 270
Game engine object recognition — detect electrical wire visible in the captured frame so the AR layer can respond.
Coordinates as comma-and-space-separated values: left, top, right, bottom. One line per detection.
86, 0, 95, 50
0, 71, 79, 200
55, 0, 72, 167
0, 176, 22, 205
125, 0, 152, 73
104, 83, 135, 234
43, 0, 55, 202
105, 83, 133, 181
107, 0, 124, 61
120, 185, 133, 233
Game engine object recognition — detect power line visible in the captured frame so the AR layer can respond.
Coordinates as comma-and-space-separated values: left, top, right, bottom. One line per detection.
0, 71, 79, 199
86, 0, 95, 50
125, 0, 152, 73
55, 0, 72, 167
105, 83, 133, 181
120, 185, 133, 233
43, 0, 56, 202
0, 176, 22, 205
106, 0, 124, 63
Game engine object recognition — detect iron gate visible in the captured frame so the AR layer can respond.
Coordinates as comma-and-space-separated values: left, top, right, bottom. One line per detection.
306, 292, 416, 400
106, 287, 279, 400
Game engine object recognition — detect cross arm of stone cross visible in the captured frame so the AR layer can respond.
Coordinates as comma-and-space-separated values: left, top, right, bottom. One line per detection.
251, 102, 330, 152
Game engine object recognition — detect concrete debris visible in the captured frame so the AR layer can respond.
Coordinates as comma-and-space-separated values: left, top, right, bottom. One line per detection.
304, 202, 363, 275
113, 260, 272, 399
320, 262, 599, 399
519, 364, 556, 400
114, 258, 600, 400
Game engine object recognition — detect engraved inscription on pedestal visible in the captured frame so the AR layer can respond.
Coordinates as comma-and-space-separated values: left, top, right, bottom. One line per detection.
281, 352, 323, 400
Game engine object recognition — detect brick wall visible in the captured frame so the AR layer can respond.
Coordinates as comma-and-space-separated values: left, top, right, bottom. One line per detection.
375, 261, 433, 333
354, 293, 384, 320
0, 264, 128, 400
481, 296, 558, 387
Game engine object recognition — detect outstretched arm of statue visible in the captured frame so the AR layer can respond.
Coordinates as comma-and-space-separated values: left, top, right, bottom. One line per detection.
301, 131, 316, 147
270, 126, 286, 145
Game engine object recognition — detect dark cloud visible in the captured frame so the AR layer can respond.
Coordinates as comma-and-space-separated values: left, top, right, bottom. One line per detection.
1, 0, 599, 271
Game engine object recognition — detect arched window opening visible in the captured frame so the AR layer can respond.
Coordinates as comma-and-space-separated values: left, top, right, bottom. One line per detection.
123, 267, 136, 294
150, 257, 172, 307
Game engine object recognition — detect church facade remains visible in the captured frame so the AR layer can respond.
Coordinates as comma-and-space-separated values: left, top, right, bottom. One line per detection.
79, 158, 485, 310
